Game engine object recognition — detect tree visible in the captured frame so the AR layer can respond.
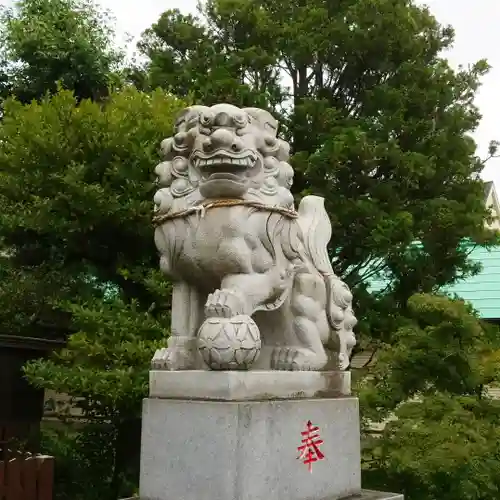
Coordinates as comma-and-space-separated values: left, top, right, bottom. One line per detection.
359, 293, 500, 499
130, 7, 283, 110
0, 87, 186, 499
0, 0, 122, 104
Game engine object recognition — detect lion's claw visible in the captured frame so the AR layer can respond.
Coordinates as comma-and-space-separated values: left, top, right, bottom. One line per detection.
204, 288, 246, 318
271, 347, 327, 371
151, 346, 194, 371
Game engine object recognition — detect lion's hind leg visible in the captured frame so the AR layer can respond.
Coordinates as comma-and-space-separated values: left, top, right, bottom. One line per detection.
271, 271, 328, 371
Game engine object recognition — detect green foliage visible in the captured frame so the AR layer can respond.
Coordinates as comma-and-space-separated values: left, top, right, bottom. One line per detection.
359, 293, 500, 420
0, 0, 122, 103
0, 87, 186, 498
133, 7, 283, 109
359, 293, 500, 499
0, 87, 184, 336
25, 298, 163, 418
40, 422, 140, 500
363, 394, 500, 499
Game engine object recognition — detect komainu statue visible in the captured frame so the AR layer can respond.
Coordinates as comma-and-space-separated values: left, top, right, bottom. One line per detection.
152, 104, 356, 372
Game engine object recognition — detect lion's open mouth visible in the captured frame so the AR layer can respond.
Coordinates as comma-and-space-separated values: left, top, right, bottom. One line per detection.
192, 150, 256, 180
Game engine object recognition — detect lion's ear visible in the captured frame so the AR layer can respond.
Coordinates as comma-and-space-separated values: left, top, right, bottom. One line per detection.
174, 108, 191, 131
175, 105, 208, 132
243, 107, 278, 136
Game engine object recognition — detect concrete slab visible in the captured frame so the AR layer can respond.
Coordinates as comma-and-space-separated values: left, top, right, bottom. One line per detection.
149, 370, 351, 400
140, 397, 361, 500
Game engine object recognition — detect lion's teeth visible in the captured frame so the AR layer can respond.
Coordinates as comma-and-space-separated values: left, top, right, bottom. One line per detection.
196, 155, 253, 169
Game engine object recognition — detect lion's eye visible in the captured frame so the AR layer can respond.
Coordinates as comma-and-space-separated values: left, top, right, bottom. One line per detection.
234, 114, 248, 128
200, 113, 213, 127
186, 116, 199, 130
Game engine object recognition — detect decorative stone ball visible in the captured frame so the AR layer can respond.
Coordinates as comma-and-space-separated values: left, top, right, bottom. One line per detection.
197, 315, 261, 370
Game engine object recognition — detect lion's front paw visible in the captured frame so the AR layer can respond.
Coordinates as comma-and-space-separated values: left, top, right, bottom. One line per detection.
204, 288, 247, 318
271, 347, 327, 371
151, 346, 195, 371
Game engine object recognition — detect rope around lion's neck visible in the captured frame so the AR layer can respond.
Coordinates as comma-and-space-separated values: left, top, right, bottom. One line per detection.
152, 198, 299, 226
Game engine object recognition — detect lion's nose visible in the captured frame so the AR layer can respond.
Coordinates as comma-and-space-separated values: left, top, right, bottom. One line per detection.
204, 128, 243, 153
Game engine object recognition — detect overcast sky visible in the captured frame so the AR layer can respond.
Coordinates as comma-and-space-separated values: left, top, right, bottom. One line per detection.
2, 0, 500, 187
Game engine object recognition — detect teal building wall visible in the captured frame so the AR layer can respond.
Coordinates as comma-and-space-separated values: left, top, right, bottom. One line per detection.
366, 245, 500, 320
443, 245, 500, 319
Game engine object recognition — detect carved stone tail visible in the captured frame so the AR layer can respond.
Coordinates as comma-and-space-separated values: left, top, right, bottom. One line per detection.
297, 195, 357, 370
297, 195, 335, 276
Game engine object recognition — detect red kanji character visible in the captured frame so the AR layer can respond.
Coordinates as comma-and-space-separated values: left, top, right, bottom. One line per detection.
297, 420, 325, 472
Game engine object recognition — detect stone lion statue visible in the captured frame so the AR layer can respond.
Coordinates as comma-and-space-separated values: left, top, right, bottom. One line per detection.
151, 104, 356, 371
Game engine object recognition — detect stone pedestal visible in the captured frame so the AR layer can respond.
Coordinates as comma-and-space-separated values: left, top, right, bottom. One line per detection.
149, 369, 352, 400
138, 371, 403, 500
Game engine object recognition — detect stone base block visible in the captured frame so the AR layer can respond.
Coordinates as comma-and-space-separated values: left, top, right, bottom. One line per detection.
140, 396, 362, 500
149, 369, 351, 400
124, 492, 403, 500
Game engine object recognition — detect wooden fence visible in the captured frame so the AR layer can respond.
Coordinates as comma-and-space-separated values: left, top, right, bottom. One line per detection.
0, 455, 54, 500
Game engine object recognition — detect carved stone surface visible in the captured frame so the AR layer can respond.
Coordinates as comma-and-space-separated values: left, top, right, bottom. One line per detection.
197, 315, 261, 370
140, 397, 362, 500
149, 370, 351, 400
152, 104, 357, 371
